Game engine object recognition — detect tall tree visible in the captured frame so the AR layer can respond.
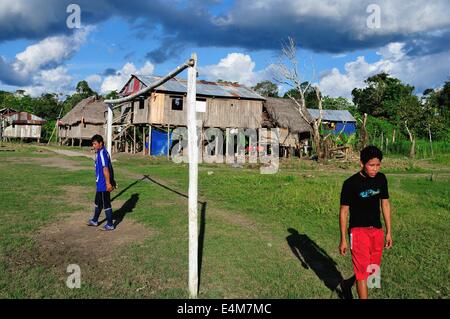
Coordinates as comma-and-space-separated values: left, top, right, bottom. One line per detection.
104, 90, 119, 100
395, 95, 423, 158
352, 73, 415, 120
274, 37, 326, 160
436, 81, 450, 124
252, 81, 279, 97
76, 80, 96, 96
62, 80, 98, 116
34, 93, 60, 119
322, 96, 354, 110
283, 82, 318, 108
421, 87, 448, 141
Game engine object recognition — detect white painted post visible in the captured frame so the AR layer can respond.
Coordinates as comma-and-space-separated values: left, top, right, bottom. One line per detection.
187, 53, 198, 298
107, 104, 113, 159
133, 125, 136, 154
142, 126, 145, 156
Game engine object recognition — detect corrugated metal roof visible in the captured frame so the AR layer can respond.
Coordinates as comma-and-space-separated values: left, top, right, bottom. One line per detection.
307, 109, 356, 122
0, 108, 18, 116
4, 111, 46, 124
135, 75, 265, 100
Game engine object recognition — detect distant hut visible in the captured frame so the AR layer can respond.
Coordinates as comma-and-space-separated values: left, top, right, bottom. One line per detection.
307, 109, 357, 135
58, 96, 107, 146
1, 110, 46, 142
0, 108, 18, 116
262, 97, 312, 157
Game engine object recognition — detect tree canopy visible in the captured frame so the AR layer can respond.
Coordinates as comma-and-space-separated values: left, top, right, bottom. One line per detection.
252, 81, 279, 97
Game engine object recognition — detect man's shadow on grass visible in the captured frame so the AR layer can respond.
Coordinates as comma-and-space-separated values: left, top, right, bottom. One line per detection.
286, 228, 354, 299
98, 193, 139, 228
113, 193, 139, 228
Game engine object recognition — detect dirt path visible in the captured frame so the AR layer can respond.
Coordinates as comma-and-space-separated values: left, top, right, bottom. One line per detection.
3, 156, 91, 171
27, 185, 153, 276
43, 147, 95, 160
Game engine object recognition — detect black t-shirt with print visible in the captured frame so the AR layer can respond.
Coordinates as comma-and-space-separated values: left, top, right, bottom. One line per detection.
340, 171, 389, 229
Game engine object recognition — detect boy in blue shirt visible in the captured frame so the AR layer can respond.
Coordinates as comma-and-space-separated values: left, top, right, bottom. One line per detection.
87, 134, 115, 231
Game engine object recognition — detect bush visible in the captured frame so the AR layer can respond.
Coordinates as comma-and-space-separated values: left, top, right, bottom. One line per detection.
372, 139, 450, 158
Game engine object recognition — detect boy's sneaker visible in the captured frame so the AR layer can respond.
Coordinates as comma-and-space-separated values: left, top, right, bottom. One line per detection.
101, 224, 115, 231
87, 219, 98, 227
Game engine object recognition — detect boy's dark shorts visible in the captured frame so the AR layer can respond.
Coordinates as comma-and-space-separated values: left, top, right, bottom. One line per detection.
95, 191, 111, 210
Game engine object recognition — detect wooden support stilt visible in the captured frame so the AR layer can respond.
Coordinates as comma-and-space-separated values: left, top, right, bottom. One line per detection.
142, 126, 146, 156
167, 123, 170, 160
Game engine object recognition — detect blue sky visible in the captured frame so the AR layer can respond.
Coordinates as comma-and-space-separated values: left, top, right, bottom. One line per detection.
1, 0, 450, 98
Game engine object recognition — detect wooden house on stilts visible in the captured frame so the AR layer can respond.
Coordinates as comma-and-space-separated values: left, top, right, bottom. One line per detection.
112, 75, 266, 156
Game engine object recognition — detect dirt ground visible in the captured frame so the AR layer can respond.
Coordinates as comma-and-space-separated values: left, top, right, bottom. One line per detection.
3, 156, 91, 171
16, 180, 154, 290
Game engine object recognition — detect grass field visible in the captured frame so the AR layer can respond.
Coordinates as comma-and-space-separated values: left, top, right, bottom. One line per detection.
0, 143, 449, 299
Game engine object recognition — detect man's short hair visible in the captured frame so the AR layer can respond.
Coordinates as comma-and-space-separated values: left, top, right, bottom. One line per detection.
91, 134, 104, 144
360, 145, 383, 164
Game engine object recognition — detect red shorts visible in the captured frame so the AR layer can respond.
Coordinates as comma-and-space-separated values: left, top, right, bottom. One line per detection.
350, 227, 384, 281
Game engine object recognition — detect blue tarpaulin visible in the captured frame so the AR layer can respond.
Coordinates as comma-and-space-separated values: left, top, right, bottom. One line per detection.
334, 122, 357, 135
150, 128, 172, 156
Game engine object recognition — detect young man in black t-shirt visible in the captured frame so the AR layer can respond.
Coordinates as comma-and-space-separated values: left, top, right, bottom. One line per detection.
339, 146, 392, 299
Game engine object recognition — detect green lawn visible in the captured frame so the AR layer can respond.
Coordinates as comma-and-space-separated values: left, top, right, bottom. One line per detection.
0, 143, 449, 298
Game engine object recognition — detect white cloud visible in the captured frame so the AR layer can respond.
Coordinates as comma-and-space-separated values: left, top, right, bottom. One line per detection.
0, 27, 93, 96
13, 27, 92, 75
85, 74, 102, 85
139, 61, 155, 76
1, 0, 450, 61
85, 74, 102, 92
23, 66, 73, 97
100, 61, 155, 94
229, 0, 450, 38
200, 53, 276, 87
319, 42, 450, 98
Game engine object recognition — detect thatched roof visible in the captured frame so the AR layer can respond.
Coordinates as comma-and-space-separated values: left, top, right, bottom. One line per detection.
59, 96, 106, 126
263, 97, 312, 133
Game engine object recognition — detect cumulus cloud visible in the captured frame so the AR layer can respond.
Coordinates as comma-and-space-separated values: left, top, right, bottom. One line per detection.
2, 0, 450, 62
0, 27, 92, 95
200, 53, 257, 86
84, 74, 103, 92
319, 42, 450, 98
100, 61, 155, 93
13, 27, 92, 75
22, 66, 74, 97
2, 0, 450, 97
200, 53, 276, 87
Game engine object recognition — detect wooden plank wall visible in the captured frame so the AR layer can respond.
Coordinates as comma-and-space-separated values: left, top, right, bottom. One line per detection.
147, 93, 262, 129
3, 125, 42, 139
58, 124, 104, 139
